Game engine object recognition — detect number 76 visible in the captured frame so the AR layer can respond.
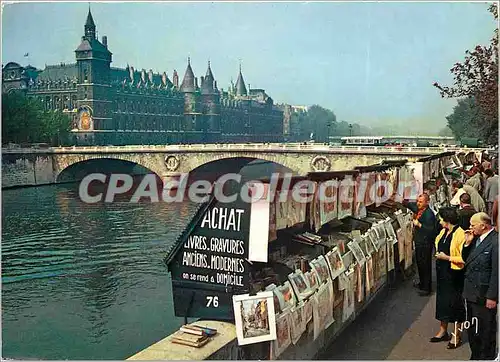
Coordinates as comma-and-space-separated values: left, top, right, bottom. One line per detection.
206, 296, 219, 307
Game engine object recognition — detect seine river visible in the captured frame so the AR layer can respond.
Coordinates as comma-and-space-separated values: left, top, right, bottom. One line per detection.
2, 183, 198, 360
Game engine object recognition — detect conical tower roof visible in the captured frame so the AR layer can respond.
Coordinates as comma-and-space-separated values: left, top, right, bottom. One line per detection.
180, 57, 195, 92
235, 64, 247, 96
201, 61, 215, 95
85, 8, 95, 28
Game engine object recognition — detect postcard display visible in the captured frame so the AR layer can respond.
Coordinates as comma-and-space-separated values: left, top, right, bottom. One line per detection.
164, 154, 455, 358
234, 166, 423, 359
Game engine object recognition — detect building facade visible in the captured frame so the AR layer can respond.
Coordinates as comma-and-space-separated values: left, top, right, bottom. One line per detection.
2, 10, 285, 146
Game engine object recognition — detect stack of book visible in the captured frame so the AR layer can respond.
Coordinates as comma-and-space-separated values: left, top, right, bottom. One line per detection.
171, 324, 217, 348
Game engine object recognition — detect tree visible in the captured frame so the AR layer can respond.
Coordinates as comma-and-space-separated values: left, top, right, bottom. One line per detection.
444, 97, 482, 139
2, 91, 72, 146
289, 105, 336, 142
433, 4, 498, 144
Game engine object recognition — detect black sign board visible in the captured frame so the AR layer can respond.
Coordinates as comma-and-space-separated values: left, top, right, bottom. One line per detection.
167, 182, 252, 320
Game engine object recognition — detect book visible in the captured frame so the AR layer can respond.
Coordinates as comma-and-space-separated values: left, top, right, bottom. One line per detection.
179, 326, 204, 336
172, 331, 208, 343
190, 324, 218, 336
171, 337, 209, 348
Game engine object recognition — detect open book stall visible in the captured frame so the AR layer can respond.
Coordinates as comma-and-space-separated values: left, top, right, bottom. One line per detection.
237, 162, 423, 360
164, 152, 460, 359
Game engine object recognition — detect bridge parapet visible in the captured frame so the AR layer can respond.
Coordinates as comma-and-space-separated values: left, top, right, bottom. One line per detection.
1, 144, 493, 155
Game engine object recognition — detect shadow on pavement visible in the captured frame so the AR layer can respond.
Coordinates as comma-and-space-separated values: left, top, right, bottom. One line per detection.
319, 272, 434, 360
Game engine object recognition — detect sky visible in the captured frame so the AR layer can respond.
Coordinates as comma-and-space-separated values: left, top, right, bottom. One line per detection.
1, 1, 496, 133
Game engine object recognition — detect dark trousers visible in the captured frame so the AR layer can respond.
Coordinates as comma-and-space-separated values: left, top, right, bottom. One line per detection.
466, 300, 497, 360
415, 244, 433, 293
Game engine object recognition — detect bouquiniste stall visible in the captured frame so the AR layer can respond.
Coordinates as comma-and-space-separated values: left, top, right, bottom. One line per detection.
164, 151, 474, 359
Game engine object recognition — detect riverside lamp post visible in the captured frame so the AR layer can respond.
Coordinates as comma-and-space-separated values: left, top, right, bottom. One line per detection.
349, 123, 353, 137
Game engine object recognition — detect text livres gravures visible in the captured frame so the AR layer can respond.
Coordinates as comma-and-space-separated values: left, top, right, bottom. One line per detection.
180, 207, 247, 287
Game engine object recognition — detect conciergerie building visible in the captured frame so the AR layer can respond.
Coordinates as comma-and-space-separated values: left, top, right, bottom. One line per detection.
2, 10, 288, 146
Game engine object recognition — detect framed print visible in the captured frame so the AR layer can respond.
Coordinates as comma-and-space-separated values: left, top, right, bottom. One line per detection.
310, 255, 331, 284
304, 270, 320, 293
290, 302, 306, 345
367, 228, 380, 252
325, 246, 346, 280
270, 311, 292, 359
313, 281, 334, 340
342, 268, 355, 322
265, 284, 282, 314
273, 281, 296, 313
288, 270, 313, 301
384, 219, 398, 243
233, 291, 277, 345
362, 234, 375, 256
347, 241, 366, 267
342, 251, 354, 273
319, 180, 338, 225
377, 241, 388, 278
338, 176, 354, 220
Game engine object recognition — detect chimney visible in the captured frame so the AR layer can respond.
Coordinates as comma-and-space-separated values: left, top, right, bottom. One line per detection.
200, 76, 204, 87
102, 36, 108, 48
195, 77, 199, 89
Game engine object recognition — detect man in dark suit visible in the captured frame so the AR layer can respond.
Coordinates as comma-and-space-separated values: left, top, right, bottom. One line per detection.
404, 194, 439, 296
458, 193, 476, 230
462, 212, 498, 360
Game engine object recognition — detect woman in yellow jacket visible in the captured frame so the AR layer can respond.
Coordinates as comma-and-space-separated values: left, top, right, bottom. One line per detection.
431, 207, 466, 349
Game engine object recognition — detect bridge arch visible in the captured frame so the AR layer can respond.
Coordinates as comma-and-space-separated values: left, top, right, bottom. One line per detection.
54, 155, 166, 184
175, 152, 308, 175
186, 156, 297, 184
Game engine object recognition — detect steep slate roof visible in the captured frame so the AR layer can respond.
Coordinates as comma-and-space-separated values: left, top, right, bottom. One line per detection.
235, 66, 247, 96
85, 8, 95, 28
110, 67, 173, 88
37, 63, 78, 81
180, 58, 195, 92
75, 38, 111, 55
201, 61, 215, 95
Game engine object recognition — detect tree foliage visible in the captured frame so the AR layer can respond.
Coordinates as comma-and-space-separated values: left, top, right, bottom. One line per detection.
290, 105, 332, 142
2, 91, 72, 146
289, 104, 370, 142
445, 97, 482, 139
433, 4, 498, 144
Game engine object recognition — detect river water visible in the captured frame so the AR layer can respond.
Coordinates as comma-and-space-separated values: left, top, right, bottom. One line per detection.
2, 160, 289, 360
2, 183, 197, 360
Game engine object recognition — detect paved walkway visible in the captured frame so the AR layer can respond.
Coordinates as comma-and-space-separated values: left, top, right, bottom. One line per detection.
320, 271, 471, 360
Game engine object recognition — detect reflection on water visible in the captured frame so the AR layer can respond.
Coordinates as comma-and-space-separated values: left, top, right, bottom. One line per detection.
2, 160, 291, 359
2, 183, 197, 360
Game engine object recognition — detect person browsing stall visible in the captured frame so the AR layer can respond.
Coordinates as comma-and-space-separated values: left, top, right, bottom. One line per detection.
457, 193, 477, 231
450, 181, 486, 213
462, 212, 498, 360
432, 207, 467, 349
404, 194, 439, 296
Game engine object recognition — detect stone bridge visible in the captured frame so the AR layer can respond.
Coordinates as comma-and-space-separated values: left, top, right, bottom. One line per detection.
1, 143, 490, 188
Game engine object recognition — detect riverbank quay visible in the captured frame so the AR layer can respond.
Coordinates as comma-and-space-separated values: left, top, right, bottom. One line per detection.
126, 321, 238, 360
